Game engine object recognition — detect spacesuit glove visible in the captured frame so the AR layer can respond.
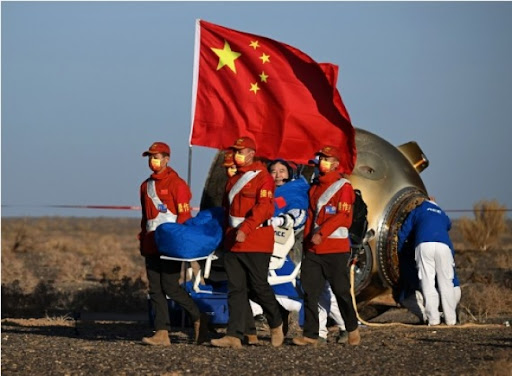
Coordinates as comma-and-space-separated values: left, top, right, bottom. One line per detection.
279, 214, 293, 229
283, 214, 292, 228
271, 216, 284, 228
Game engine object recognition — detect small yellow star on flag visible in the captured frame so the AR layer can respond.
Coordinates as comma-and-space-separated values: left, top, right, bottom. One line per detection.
260, 53, 270, 64
259, 71, 268, 83
249, 40, 260, 49
250, 82, 260, 94
211, 40, 242, 73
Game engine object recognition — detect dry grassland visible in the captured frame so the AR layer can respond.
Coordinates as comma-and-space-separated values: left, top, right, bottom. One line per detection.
1, 217, 512, 323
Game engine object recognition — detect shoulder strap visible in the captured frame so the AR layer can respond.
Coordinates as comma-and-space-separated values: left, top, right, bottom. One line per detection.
147, 180, 164, 208
146, 179, 178, 231
315, 178, 348, 218
228, 170, 261, 205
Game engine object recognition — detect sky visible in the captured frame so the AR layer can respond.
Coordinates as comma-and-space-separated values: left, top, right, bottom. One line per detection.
2, 1, 512, 218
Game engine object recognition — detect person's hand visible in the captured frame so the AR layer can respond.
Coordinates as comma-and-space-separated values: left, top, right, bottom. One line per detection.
312, 233, 322, 245
236, 230, 247, 243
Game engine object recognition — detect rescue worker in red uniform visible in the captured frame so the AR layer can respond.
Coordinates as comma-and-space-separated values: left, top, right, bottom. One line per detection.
211, 137, 284, 349
139, 142, 208, 346
292, 145, 361, 346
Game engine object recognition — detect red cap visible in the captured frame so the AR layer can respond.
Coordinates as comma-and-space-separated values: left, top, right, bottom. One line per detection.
222, 150, 235, 167
315, 145, 342, 161
230, 136, 256, 151
142, 142, 170, 157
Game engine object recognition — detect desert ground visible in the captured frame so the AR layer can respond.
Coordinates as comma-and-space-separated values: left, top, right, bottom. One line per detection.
2, 217, 511, 375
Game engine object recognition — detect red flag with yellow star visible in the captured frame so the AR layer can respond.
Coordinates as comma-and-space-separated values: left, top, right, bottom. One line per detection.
190, 19, 356, 172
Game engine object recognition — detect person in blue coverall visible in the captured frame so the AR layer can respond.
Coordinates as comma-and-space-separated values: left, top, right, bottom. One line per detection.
398, 234, 461, 324
398, 198, 458, 326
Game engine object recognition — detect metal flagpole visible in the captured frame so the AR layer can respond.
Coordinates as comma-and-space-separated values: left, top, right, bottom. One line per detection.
187, 20, 201, 190
187, 145, 192, 188
182, 144, 193, 328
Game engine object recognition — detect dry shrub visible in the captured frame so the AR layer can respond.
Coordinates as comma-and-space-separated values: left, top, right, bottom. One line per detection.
89, 234, 144, 281
41, 233, 144, 283
475, 355, 512, 376
2, 219, 46, 253
451, 240, 465, 251
1, 249, 39, 292
458, 200, 507, 251
1, 217, 150, 317
9, 222, 34, 253
459, 283, 512, 323
1, 217, 143, 289
495, 251, 512, 270
2, 220, 41, 291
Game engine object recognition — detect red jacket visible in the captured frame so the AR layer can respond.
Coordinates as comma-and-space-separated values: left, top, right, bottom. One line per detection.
223, 160, 275, 253
139, 167, 192, 256
303, 171, 355, 254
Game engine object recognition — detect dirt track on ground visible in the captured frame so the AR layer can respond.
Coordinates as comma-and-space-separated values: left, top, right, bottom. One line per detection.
2, 312, 511, 376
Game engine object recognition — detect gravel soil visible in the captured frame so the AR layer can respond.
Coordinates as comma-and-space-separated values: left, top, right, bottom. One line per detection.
2, 312, 511, 376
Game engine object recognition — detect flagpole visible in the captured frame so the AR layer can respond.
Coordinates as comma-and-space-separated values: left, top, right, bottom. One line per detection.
187, 145, 192, 187
187, 19, 201, 190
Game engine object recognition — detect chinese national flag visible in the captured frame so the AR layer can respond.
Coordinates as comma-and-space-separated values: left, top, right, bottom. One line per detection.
190, 20, 356, 172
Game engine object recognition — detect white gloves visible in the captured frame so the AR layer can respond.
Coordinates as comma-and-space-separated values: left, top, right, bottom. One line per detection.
271, 214, 292, 229
271, 216, 285, 228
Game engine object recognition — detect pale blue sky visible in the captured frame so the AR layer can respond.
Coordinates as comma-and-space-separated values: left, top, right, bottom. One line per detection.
2, 1, 512, 218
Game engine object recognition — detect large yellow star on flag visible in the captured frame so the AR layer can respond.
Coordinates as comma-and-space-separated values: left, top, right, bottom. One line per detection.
211, 40, 242, 73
